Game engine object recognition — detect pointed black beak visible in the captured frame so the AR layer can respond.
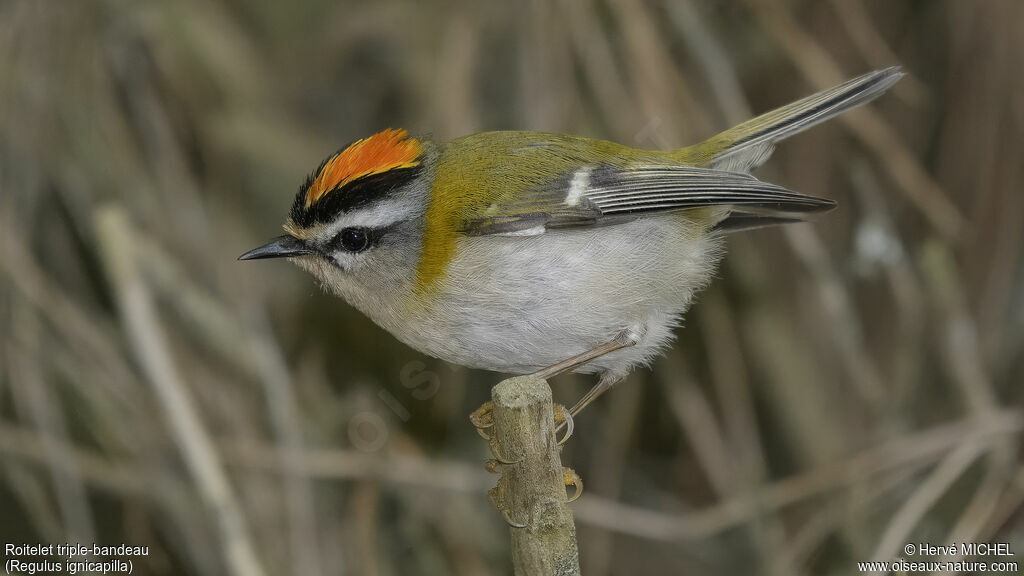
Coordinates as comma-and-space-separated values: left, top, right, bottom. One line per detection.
238, 235, 313, 261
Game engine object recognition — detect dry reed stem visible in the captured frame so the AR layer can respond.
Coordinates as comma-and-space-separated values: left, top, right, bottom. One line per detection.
572, 410, 1022, 541
94, 206, 267, 576
3, 408, 1021, 546
749, 0, 965, 238
579, 373, 642, 576
132, 234, 324, 575
8, 322, 96, 544
870, 441, 986, 563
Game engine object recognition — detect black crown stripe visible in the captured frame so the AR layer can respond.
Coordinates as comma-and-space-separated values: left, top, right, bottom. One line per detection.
289, 164, 423, 228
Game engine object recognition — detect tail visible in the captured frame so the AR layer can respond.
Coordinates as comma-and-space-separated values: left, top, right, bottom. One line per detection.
680, 67, 904, 172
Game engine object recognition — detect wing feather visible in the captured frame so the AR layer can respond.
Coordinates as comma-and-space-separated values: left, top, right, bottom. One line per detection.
462, 164, 834, 236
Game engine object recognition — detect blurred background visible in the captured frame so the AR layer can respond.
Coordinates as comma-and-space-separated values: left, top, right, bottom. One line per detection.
2, 0, 1022, 574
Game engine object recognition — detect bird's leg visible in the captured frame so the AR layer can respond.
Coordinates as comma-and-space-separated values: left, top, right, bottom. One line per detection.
553, 371, 624, 437
530, 327, 642, 438
475, 327, 641, 445
567, 371, 623, 419
530, 327, 642, 381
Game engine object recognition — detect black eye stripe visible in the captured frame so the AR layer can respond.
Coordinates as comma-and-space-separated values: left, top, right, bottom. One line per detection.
328, 226, 387, 253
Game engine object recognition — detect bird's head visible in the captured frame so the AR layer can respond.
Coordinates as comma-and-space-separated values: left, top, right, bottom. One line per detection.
240, 129, 432, 303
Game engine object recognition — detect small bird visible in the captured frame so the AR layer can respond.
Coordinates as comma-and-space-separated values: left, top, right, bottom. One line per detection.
241, 68, 902, 418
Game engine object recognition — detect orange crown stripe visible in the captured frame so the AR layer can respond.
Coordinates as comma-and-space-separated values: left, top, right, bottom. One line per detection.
304, 128, 423, 208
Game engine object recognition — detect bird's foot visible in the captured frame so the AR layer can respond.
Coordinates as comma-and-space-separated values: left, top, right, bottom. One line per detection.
474, 400, 574, 445
472, 401, 524, 466
487, 482, 527, 528
469, 401, 494, 440
563, 466, 583, 502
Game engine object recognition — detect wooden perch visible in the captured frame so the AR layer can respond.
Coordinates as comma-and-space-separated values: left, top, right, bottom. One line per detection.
485, 375, 581, 576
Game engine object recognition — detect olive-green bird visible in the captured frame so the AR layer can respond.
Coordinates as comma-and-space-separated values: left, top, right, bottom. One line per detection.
241, 67, 903, 417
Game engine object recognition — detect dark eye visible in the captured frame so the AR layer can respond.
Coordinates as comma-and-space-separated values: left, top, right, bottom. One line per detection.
335, 227, 371, 253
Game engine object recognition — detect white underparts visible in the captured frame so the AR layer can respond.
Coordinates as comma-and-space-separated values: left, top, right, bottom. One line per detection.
398, 214, 726, 376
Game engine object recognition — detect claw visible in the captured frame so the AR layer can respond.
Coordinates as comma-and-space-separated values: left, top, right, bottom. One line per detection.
470, 401, 494, 440
501, 508, 528, 528
470, 401, 494, 428
553, 404, 574, 445
490, 483, 527, 527
563, 467, 583, 502
488, 442, 522, 466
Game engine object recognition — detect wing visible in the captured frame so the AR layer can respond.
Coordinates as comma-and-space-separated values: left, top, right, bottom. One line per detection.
461, 163, 835, 236
417, 131, 834, 288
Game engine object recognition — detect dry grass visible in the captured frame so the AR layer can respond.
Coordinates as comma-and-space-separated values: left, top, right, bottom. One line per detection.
1, 1, 1022, 574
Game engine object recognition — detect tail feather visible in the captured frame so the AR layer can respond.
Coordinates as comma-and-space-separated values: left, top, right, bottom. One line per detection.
680, 67, 904, 172
710, 211, 806, 234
